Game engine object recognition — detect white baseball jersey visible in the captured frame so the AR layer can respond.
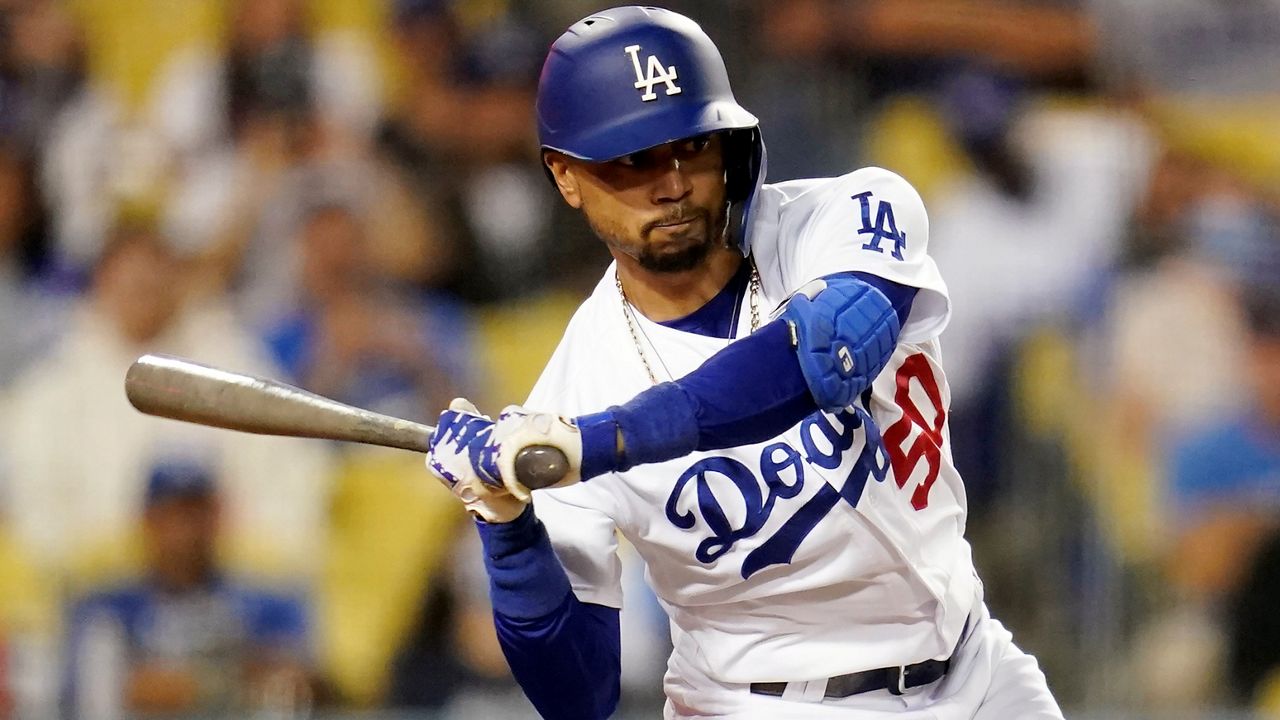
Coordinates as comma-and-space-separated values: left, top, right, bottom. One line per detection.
527, 168, 979, 695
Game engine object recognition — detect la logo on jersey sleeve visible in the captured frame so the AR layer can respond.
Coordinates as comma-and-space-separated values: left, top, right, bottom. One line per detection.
852, 191, 907, 261
625, 45, 683, 101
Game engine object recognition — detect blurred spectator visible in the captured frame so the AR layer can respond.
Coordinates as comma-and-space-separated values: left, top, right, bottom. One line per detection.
39, 0, 385, 281
1127, 215, 1280, 710
0, 0, 85, 152
10, 0, 142, 277
0, 144, 70, 386
1167, 282, 1280, 708
222, 0, 380, 143
1090, 0, 1280, 204
63, 460, 312, 718
0, 221, 333, 581
932, 68, 1153, 415
1104, 189, 1272, 460
747, 0, 1096, 180
1230, 527, 1280, 710
378, 0, 605, 303
174, 101, 446, 329
1168, 283, 1280, 543
385, 0, 537, 169
149, 0, 383, 161
35, 0, 188, 276
1115, 150, 1215, 272
1076, 174, 1269, 577
759, 0, 1095, 80
387, 528, 520, 713
198, 151, 454, 330
159, 0, 386, 318
262, 200, 472, 422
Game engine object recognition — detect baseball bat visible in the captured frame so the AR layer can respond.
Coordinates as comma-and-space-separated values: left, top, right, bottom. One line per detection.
123, 354, 571, 491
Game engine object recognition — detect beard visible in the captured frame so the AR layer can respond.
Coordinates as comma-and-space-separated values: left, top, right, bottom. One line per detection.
585, 201, 730, 274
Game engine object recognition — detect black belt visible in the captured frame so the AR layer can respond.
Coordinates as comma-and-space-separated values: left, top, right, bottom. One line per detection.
750, 657, 952, 700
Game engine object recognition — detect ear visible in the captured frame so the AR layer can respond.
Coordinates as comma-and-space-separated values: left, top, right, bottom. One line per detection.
544, 151, 582, 209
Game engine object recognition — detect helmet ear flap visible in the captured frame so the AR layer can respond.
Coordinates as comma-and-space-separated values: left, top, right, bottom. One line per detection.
722, 129, 761, 204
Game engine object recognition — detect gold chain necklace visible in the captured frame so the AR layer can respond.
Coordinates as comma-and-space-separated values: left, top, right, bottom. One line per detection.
617, 260, 761, 385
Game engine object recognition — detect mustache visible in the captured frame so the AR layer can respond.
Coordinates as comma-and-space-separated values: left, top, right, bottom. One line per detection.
643, 207, 707, 234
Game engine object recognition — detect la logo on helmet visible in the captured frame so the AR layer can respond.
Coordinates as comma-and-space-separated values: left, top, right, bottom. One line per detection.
624, 45, 682, 101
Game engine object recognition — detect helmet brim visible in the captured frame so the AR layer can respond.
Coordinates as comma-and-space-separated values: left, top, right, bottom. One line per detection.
540, 99, 758, 163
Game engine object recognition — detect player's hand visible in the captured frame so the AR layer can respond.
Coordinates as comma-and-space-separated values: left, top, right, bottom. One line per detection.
493, 405, 584, 501
426, 399, 526, 523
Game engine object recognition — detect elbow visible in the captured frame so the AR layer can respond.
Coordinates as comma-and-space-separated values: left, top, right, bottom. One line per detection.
783, 275, 903, 412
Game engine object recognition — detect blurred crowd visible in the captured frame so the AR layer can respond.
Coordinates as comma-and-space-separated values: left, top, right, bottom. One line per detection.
0, 0, 1275, 717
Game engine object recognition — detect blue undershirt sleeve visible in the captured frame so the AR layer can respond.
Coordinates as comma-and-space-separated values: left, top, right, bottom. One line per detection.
475, 507, 621, 720
677, 319, 814, 449
577, 272, 916, 476
494, 599, 621, 720
850, 271, 917, 328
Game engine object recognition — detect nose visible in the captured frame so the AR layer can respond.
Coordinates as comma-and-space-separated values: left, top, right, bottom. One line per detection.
652, 156, 693, 203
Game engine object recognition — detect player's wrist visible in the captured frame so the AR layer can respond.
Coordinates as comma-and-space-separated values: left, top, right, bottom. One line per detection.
474, 502, 537, 535
575, 410, 622, 480
577, 383, 701, 478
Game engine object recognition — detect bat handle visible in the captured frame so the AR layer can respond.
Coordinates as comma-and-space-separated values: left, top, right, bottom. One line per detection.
513, 445, 572, 490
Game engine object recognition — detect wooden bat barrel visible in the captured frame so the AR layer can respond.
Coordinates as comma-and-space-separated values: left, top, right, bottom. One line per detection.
125, 354, 569, 490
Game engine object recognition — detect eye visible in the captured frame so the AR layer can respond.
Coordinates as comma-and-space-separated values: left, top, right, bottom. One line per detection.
614, 149, 659, 169
678, 135, 711, 156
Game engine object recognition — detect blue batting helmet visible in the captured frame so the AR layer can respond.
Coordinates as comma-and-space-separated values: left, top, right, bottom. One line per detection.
536, 7, 765, 214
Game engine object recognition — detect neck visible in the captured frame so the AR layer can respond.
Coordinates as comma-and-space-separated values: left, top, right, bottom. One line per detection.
615, 245, 744, 322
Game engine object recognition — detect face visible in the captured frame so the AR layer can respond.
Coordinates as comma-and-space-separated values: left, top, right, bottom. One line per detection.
548, 134, 729, 273
234, 0, 302, 50
299, 206, 367, 302
94, 230, 183, 345
145, 494, 219, 589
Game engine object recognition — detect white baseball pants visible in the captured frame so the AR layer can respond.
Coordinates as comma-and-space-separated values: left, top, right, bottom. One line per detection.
663, 603, 1064, 719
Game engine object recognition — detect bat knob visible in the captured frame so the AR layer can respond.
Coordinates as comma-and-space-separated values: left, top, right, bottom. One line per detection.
513, 445, 571, 490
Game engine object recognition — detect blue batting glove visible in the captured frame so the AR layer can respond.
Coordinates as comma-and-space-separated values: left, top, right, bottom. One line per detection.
426, 399, 525, 523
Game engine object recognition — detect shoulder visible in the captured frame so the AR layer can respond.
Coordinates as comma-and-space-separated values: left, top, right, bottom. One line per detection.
801, 167, 925, 227
67, 583, 150, 627
73, 584, 146, 609
753, 167, 948, 340
761, 166, 922, 217
751, 167, 927, 259
225, 583, 304, 611
224, 584, 309, 632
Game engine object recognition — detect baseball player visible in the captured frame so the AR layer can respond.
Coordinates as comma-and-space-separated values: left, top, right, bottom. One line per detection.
425, 7, 1063, 719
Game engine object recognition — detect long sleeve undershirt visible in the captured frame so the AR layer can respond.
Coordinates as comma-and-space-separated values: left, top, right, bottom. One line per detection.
476, 507, 621, 720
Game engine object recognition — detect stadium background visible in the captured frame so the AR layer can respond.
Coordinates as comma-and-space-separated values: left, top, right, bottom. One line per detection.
0, 0, 1277, 717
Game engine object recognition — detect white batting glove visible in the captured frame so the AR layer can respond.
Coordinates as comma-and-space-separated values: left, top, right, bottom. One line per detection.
493, 406, 584, 502
426, 399, 527, 523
